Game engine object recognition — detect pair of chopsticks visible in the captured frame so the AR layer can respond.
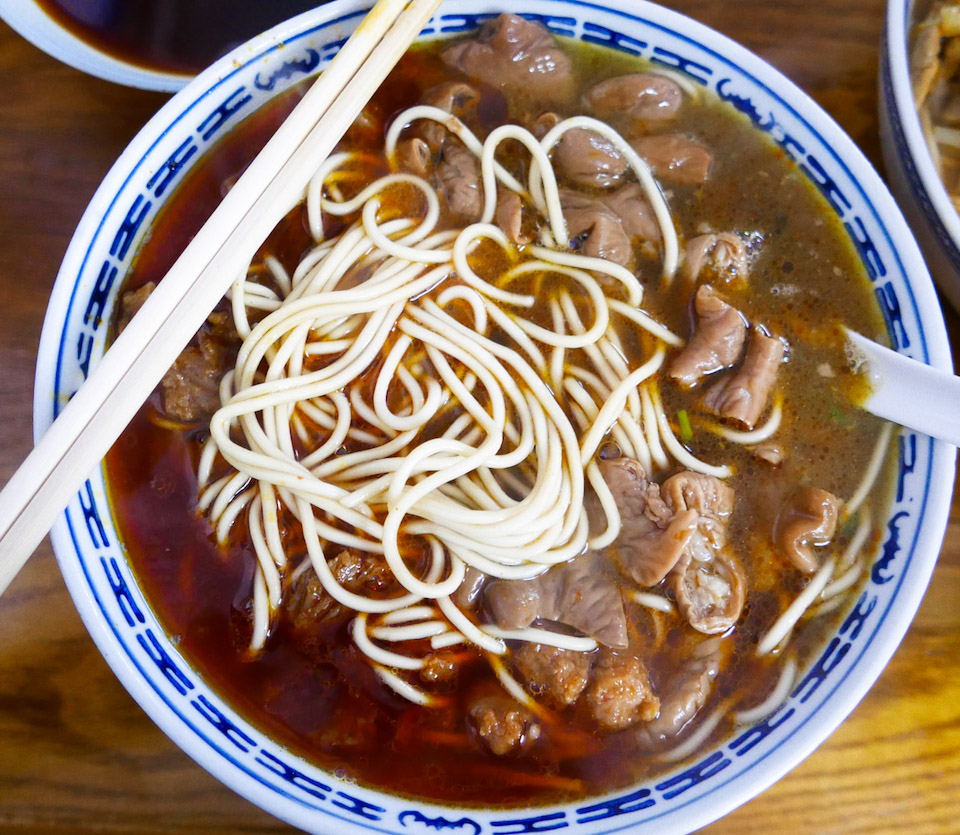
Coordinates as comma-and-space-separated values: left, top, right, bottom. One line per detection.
0, 0, 443, 595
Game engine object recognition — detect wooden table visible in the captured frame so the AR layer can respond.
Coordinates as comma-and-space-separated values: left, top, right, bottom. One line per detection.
1, 1, 958, 832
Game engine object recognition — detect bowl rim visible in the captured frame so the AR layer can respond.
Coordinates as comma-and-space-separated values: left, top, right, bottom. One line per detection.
885, 0, 960, 248
0, 0, 189, 91
33, 1, 956, 832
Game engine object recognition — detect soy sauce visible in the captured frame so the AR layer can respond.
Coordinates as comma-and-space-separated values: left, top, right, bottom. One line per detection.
36, 0, 331, 75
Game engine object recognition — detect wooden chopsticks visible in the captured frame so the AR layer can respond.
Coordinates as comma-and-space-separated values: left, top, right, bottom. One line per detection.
0, 0, 442, 595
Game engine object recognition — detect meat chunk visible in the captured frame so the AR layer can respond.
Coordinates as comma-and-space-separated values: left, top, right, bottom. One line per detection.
484, 555, 628, 648
584, 73, 683, 125
118, 282, 236, 423
116, 282, 155, 333
662, 472, 744, 634
161, 337, 226, 422
661, 469, 735, 523
752, 443, 783, 466
585, 650, 659, 730
683, 232, 749, 284
773, 486, 842, 573
594, 457, 697, 587
554, 128, 626, 189
286, 550, 397, 632
668, 285, 747, 387
420, 653, 458, 684
638, 637, 723, 745
285, 570, 344, 631
599, 183, 661, 242
560, 185, 659, 266
328, 548, 397, 596
436, 139, 483, 222
469, 695, 540, 755
528, 111, 560, 139
703, 329, 784, 429
396, 136, 432, 178
485, 577, 543, 630
442, 14, 574, 104
419, 81, 481, 153
496, 189, 526, 244
454, 566, 488, 609
561, 188, 632, 266
670, 536, 746, 634
631, 133, 712, 185
515, 643, 592, 705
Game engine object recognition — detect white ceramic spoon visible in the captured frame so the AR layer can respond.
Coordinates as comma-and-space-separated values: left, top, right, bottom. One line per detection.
845, 328, 960, 445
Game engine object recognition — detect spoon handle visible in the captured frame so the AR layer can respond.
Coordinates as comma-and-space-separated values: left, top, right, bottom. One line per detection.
846, 328, 960, 446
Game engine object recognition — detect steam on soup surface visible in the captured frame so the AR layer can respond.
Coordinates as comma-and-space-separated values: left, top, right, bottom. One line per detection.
106, 15, 892, 806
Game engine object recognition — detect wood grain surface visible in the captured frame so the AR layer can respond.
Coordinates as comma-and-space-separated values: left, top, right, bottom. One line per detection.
1, 1, 958, 832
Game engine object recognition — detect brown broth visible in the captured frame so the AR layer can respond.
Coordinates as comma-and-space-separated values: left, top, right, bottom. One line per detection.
105, 39, 892, 806
36, 0, 331, 75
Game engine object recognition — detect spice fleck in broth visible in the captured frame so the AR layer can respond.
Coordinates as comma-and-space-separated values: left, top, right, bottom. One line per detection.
105, 18, 893, 805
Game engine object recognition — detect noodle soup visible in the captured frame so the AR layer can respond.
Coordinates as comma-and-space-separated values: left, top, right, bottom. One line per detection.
105, 16, 893, 806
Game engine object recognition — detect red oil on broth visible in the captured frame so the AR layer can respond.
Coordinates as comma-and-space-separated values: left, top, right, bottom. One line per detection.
105, 22, 893, 806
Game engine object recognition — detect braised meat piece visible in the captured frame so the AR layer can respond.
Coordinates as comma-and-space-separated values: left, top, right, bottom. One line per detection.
668, 285, 747, 387
560, 188, 632, 265
631, 133, 713, 185
515, 643, 593, 705
663, 472, 745, 634
160, 336, 227, 422
584, 73, 683, 125
528, 111, 561, 139
116, 281, 155, 332
670, 536, 746, 634
638, 637, 724, 745
704, 329, 785, 429
395, 136, 432, 178
442, 14, 574, 103
585, 649, 659, 730
468, 695, 541, 755
285, 570, 343, 631
496, 189, 526, 244
773, 486, 842, 573
554, 128, 626, 189
419, 81, 481, 152
420, 653, 459, 684
661, 470, 735, 526
485, 555, 628, 647
436, 138, 483, 222
118, 282, 232, 423
560, 185, 660, 266
454, 565, 488, 609
286, 550, 398, 632
682, 232, 749, 284
328, 548, 396, 595
594, 457, 698, 587
600, 183, 661, 242
752, 442, 784, 466
485, 577, 542, 631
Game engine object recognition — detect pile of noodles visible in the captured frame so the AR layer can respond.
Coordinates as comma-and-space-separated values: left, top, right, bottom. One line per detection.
195, 105, 887, 710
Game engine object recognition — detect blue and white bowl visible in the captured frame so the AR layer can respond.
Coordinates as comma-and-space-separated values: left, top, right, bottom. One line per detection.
880, 0, 960, 309
0, 0, 191, 91
34, 1, 955, 832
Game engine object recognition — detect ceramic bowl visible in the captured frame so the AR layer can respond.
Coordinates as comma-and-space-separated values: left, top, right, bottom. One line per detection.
880, 0, 960, 309
34, 1, 956, 832
0, 0, 189, 91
